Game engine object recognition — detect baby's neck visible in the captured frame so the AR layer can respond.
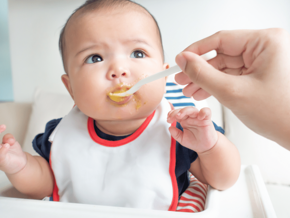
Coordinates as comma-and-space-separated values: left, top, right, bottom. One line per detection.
95, 118, 147, 136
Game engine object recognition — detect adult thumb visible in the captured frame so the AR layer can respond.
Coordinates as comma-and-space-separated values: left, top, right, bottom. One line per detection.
176, 51, 240, 102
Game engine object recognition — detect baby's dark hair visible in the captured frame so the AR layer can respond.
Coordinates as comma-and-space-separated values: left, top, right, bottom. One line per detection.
59, 0, 164, 73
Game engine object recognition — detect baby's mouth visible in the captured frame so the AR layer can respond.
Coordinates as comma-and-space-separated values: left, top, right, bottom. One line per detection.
108, 86, 132, 104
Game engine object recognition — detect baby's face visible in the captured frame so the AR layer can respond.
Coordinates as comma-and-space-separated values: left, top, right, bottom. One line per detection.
62, 7, 168, 121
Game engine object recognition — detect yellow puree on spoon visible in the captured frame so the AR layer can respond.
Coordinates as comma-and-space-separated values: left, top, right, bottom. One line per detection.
108, 86, 142, 110
108, 87, 130, 102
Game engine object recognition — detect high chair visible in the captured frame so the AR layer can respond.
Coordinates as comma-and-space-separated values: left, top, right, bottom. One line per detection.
0, 165, 276, 217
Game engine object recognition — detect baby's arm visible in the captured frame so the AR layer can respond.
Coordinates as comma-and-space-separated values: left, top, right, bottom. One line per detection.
0, 125, 53, 199
167, 107, 240, 190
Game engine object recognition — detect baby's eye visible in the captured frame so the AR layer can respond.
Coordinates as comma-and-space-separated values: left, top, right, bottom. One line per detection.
130, 50, 145, 58
86, 54, 103, 64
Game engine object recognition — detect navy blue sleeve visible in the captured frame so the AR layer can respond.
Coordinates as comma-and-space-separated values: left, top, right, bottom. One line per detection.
175, 122, 197, 196
212, 121, 225, 134
175, 122, 197, 175
32, 118, 62, 163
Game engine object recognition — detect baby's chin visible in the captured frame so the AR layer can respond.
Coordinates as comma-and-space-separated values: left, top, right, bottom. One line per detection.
89, 107, 154, 122
89, 98, 159, 121
78, 88, 164, 120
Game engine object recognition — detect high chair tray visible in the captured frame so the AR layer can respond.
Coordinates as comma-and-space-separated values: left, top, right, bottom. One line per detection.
0, 165, 276, 218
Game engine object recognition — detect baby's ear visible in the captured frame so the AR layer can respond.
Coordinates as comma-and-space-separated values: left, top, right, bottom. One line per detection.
61, 74, 74, 100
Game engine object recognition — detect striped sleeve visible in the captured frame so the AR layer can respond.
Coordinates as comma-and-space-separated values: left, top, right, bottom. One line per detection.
176, 173, 208, 213
165, 82, 195, 108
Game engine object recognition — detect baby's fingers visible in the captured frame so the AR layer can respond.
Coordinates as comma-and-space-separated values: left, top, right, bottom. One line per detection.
0, 125, 6, 134
168, 107, 199, 123
0, 143, 10, 161
175, 107, 199, 120
167, 109, 182, 123
197, 107, 212, 120
168, 126, 184, 145
2, 133, 16, 145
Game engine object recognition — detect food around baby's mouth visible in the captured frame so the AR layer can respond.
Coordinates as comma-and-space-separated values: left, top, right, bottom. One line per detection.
108, 87, 131, 103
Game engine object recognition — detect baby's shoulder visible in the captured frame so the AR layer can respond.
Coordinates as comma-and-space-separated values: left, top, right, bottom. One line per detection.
32, 118, 62, 162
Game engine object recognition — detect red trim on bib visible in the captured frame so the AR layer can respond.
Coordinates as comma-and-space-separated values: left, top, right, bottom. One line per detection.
168, 121, 178, 211
87, 111, 155, 147
49, 152, 60, 201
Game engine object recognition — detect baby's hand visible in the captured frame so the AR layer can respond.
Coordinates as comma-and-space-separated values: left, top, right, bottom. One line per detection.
167, 107, 218, 153
0, 125, 27, 174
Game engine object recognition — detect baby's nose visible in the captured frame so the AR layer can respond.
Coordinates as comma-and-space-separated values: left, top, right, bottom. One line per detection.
107, 66, 129, 80
110, 72, 127, 79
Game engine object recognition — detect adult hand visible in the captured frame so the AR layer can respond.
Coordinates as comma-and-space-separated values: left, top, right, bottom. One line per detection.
175, 29, 290, 149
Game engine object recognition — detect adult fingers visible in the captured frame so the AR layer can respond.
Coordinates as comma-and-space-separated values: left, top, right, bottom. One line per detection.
176, 54, 245, 99
207, 54, 244, 72
222, 68, 246, 76
182, 83, 211, 100
175, 54, 244, 86
175, 72, 192, 85
182, 82, 199, 97
176, 51, 245, 103
182, 30, 255, 57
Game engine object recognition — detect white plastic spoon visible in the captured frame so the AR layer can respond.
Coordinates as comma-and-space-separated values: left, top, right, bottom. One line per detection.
110, 50, 217, 97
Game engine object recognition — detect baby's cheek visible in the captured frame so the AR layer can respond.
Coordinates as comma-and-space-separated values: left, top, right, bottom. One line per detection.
141, 85, 163, 102
74, 92, 104, 115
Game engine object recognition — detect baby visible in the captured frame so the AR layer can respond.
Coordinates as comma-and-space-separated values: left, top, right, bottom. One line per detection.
0, 0, 240, 212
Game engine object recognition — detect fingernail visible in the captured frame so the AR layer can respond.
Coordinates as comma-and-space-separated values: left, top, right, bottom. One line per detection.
176, 53, 187, 71
4, 143, 9, 148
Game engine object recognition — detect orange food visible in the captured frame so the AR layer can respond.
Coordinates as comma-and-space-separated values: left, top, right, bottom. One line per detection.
108, 87, 130, 102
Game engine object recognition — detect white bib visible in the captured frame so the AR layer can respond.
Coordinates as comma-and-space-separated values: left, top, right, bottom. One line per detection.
49, 98, 178, 210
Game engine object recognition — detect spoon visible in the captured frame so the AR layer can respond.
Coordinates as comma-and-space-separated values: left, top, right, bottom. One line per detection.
109, 50, 217, 97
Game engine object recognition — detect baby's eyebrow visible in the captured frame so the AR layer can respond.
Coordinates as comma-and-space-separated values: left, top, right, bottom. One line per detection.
75, 44, 101, 58
124, 39, 152, 48
75, 39, 152, 58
